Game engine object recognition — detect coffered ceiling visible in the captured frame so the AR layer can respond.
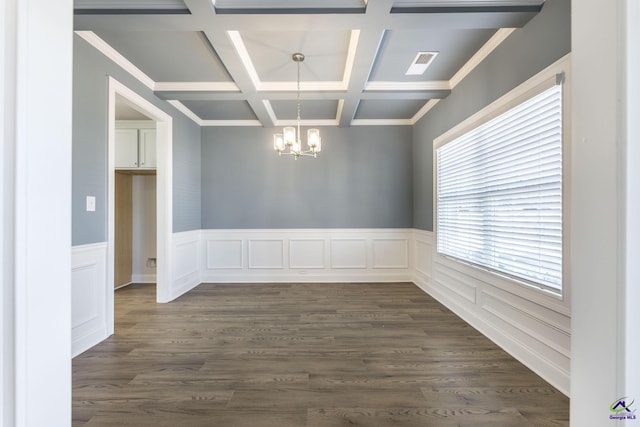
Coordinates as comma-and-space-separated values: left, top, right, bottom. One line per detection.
74, 0, 545, 127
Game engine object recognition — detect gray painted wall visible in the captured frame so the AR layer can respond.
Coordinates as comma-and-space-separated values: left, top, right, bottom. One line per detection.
201, 126, 413, 229
172, 116, 202, 233
72, 34, 201, 246
412, 0, 571, 231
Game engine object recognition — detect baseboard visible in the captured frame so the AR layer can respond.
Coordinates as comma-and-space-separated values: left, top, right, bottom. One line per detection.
72, 326, 109, 358
201, 272, 414, 284
131, 274, 156, 283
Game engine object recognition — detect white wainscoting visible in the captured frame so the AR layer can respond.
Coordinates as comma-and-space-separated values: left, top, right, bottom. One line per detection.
171, 230, 201, 300
73, 229, 572, 396
411, 230, 571, 396
71, 242, 108, 357
201, 229, 413, 283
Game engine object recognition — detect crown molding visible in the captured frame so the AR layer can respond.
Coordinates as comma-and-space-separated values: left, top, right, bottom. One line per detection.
410, 99, 441, 124
166, 100, 203, 125
75, 31, 155, 90
449, 28, 516, 88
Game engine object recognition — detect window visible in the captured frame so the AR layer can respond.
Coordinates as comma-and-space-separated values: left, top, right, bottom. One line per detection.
436, 79, 563, 293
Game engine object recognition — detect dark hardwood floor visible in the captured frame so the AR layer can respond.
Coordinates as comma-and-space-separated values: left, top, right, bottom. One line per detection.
73, 282, 569, 426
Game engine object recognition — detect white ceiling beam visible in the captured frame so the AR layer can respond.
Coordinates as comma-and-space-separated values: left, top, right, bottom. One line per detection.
74, 7, 538, 32
74, 0, 537, 126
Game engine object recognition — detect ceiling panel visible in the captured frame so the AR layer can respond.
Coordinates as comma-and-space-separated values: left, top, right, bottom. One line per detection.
75, 0, 187, 10
215, 0, 366, 11
355, 99, 426, 120
182, 101, 257, 121
392, 0, 543, 6
241, 31, 351, 82
95, 31, 232, 82
271, 100, 339, 121
75, 1, 544, 126
369, 29, 496, 82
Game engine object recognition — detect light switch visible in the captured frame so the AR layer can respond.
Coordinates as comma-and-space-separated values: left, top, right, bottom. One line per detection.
86, 196, 96, 212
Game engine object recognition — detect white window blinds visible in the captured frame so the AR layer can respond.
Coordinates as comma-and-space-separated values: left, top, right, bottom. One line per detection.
436, 82, 563, 291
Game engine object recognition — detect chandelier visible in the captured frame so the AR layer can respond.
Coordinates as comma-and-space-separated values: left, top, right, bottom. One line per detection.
273, 53, 321, 159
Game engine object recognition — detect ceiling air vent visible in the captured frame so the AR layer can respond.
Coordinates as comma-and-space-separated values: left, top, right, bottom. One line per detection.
405, 51, 438, 75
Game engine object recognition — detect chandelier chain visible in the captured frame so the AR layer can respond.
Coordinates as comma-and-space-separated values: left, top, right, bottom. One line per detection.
297, 57, 301, 144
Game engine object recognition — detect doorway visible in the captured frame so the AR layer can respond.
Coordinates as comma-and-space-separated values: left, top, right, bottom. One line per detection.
113, 97, 157, 290
107, 77, 173, 336
114, 170, 157, 288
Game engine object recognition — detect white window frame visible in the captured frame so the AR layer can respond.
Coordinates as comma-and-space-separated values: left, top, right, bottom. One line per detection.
433, 54, 571, 303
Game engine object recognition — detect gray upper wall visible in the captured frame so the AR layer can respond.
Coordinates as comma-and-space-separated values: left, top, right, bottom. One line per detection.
201, 126, 413, 229
72, 0, 568, 240
72, 34, 201, 246
412, 0, 571, 231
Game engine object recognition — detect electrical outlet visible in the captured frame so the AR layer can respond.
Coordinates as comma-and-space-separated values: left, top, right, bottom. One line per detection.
147, 258, 157, 268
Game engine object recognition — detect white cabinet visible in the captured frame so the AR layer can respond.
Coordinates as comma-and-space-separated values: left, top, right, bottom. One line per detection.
115, 124, 156, 169
115, 129, 139, 168
138, 129, 157, 169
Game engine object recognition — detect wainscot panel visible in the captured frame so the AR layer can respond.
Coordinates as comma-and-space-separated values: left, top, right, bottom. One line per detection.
248, 240, 284, 269
72, 242, 108, 357
289, 239, 325, 269
373, 239, 409, 269
206, 239, 243, 269
330, 239, 367, 269
411, 230, 570, 396
412, 229, 433, 285
171, 230, 201, 300
201, 229, 413, 283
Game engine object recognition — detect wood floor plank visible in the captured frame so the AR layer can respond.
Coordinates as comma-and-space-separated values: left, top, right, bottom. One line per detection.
72, 282, 569, 426
306, 407, 530, 427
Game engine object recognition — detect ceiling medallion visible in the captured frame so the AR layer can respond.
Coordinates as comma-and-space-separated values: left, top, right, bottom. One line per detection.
273, 53, 321, 159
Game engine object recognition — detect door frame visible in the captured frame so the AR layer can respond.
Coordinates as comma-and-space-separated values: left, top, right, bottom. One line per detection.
107, 77, 173, 334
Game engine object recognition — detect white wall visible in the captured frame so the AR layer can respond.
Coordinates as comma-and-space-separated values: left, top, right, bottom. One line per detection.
132, 175, 157, 283
3, 0, 73, 425
1, 0, 17, 423
571, 0, 637, 424
623, 0, 640, 406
